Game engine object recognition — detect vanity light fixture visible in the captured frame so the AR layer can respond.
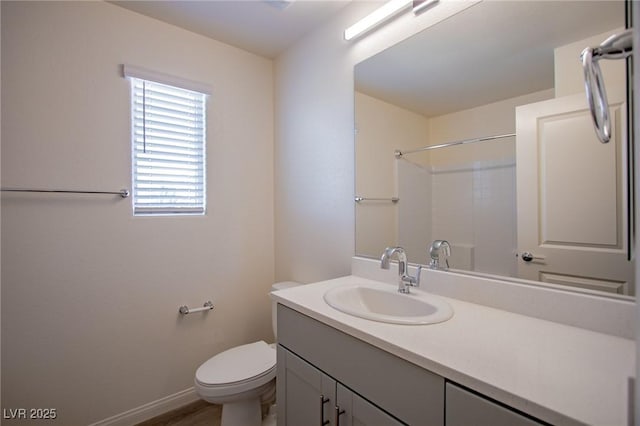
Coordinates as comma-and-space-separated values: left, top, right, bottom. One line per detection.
263, 0, 294, 10
344, 0, 412, 41
412, 0, 439, 15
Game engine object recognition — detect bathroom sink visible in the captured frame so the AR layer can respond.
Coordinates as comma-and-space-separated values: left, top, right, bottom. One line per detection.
323, 283, 453, 325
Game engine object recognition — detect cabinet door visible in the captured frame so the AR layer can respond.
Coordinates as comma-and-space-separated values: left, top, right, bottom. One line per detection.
336, 383, 404, 426
277, 345, 337, 426
446, 383, 543, 426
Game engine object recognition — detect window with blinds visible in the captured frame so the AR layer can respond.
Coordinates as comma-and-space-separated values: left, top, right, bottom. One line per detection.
129, 76, 207, 215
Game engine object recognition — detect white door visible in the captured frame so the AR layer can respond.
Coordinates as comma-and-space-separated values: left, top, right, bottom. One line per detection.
516, 88, 633, 295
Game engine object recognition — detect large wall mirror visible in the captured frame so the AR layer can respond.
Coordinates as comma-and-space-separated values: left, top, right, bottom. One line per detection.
354, 0, 635, 297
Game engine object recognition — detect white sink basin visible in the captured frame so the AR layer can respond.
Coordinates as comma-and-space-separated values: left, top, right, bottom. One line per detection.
323, 283, 453, 325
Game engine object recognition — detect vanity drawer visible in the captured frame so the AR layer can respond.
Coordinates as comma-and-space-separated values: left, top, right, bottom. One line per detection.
278, 304, 444, 425
446, 383, 545, 426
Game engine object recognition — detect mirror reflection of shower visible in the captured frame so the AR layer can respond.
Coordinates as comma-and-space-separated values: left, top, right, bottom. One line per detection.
355, 99, 521, 277
397, 134, 517, 277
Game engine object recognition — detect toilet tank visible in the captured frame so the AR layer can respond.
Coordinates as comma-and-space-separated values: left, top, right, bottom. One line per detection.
271, 281, 300, 340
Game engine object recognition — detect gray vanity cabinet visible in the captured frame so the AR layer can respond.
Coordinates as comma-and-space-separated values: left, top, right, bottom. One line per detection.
445, 383, 544, 426
277, 304, 445, 425
277, 345, 403, 426
276, 304, 546, 426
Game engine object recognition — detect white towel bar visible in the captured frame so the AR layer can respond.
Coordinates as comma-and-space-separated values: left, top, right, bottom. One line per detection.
179, 301, 214, 315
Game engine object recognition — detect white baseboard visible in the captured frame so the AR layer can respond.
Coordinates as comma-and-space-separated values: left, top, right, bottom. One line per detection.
88, 387, 200, 426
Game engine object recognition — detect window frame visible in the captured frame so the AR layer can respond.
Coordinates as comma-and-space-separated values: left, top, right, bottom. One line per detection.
124, 65, 210, 216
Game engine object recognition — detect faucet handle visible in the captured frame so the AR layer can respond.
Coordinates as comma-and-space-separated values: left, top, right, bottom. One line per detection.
402, 264, 422, 288
414, 265, 422, 285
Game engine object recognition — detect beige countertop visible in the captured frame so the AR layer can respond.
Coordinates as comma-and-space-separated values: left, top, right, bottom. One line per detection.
271, 275, 635, 426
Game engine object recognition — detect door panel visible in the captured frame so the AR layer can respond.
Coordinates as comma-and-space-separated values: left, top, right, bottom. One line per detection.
516, 88, 633, 294
540, 110, 618, 246
539, 271, 627, 294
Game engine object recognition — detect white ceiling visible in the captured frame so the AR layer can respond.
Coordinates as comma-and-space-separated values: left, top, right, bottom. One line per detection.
111, 0, 625, 115
110, 0, 353, 58
355, 1, 625, 117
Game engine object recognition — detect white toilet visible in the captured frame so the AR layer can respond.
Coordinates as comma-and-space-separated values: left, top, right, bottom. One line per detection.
194, 281, 300, 426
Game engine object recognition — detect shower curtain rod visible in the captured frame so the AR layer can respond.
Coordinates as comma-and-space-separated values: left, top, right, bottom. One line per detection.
1, 188, 130, 198
394, 133, 516, 158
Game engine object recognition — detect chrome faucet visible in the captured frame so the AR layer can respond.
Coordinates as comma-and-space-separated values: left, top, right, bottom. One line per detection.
429, 240, 451, 270
380, 246, 422, 294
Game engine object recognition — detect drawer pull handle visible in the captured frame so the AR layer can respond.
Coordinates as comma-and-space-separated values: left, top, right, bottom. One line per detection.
335, 406, 346, 426
320, 395, 330, 426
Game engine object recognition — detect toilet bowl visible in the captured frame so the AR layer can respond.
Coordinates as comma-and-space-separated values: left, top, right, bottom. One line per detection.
194, 281, 300, 426
194, 341, 276, 426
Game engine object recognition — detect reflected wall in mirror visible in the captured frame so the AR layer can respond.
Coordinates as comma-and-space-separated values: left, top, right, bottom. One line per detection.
354, 0, 635, 297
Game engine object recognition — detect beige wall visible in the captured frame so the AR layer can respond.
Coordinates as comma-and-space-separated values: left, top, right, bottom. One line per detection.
428, 89, 554, 168
555, 27, 626, 98
1, 2, 274, 424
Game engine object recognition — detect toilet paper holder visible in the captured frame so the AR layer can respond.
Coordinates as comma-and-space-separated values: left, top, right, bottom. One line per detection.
179, 300, 214, 315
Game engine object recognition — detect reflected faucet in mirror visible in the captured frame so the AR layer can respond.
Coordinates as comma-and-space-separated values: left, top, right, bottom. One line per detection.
380, 246, 422, 294
429, 240, 450, 270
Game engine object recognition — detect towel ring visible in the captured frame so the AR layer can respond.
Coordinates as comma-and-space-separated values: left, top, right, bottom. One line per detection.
580, 29, 633, 144
581, 46, 611, 143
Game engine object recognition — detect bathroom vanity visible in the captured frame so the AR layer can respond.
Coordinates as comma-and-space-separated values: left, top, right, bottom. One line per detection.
272, 275, 635, 426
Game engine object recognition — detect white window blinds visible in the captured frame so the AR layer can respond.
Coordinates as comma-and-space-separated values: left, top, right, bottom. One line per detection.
129, 76, 207, 215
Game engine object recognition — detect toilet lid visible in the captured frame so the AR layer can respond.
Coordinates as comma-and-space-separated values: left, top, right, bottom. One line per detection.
195, 340, 276, 386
